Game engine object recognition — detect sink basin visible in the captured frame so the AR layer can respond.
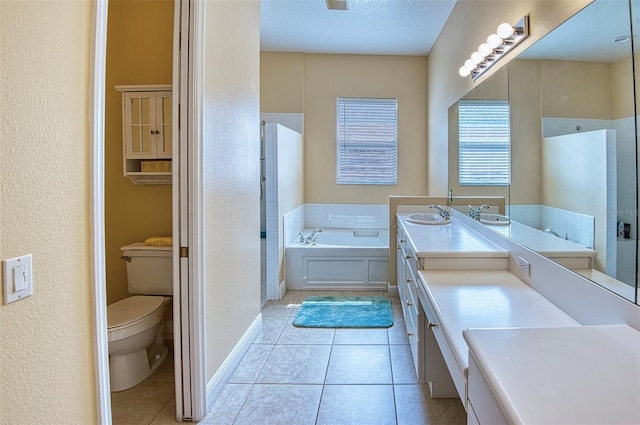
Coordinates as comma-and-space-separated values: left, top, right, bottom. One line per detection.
406, 213, 451, 225
479, 214, 510, 225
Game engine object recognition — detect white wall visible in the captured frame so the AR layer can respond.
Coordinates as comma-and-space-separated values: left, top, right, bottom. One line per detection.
202, 0, 262, 384
0, 1, 97, 422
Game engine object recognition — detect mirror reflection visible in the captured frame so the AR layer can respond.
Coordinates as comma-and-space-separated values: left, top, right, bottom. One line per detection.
450, 0, 639, 304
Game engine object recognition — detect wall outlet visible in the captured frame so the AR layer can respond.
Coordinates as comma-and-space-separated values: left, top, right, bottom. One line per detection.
518, 256, 530, 276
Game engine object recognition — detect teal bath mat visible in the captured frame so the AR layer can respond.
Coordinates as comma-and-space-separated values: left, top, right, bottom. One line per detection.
293, 296, 393, 328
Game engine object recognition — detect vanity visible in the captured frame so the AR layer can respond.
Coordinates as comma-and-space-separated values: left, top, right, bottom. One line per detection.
395, 208, 640, 424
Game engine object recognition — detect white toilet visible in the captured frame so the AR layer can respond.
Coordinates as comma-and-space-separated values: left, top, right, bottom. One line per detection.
107, 242, 172, 392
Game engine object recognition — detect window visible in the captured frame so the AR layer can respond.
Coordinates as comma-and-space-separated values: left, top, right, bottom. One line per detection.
458, 99, 510, 186
336, 97, 398, 185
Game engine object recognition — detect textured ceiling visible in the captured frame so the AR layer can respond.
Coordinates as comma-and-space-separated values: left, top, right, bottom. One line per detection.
260, 0, 457, 56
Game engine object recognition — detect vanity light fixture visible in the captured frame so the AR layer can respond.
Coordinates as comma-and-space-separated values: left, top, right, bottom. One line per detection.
459, 15, 529, 81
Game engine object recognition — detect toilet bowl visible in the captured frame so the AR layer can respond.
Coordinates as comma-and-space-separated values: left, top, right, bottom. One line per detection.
107, 295, 170, 392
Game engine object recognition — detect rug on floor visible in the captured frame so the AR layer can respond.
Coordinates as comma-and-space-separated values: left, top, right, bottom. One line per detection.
292, 296, 393, 328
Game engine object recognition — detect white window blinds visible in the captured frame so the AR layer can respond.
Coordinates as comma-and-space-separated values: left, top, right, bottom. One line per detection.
337, 97, 398, 185
459, 99, 510, 186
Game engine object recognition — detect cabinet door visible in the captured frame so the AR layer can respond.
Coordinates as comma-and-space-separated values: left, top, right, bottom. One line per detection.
155, 91, 172, 158
123, 92, 157, 158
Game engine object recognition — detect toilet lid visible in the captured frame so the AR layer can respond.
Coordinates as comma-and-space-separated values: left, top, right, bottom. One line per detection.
107, 295, 166, 328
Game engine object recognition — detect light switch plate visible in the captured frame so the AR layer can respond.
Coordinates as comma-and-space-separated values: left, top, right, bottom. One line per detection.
3, 254, 33, 304
518, 256, 530, 276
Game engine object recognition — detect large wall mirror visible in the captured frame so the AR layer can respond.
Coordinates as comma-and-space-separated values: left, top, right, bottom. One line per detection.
449, 0, 639, 305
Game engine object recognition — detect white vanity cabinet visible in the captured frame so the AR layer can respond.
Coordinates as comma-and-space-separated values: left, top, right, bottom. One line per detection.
116, 85, 172, 184
396, 224, 424, 380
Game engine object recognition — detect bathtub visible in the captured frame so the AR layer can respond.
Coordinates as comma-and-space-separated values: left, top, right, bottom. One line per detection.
285, 229, 389, 290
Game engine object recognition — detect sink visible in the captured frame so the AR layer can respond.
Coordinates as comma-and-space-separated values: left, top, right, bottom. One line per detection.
406, 213, 451, 225
479, 214, 510, 225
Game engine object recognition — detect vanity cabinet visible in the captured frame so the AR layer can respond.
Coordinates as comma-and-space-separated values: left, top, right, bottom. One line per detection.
396, 224, 424, 381
116, 85, 172, 184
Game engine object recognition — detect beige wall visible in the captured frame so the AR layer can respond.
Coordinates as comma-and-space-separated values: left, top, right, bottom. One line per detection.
539, 60, 612, 119
0, 1, 96, 423
105, 0, 174, 305
427, 0, 592, 195
261, 52, 304, 112
612, 54, 638, 120
303, 54, 428, 203
203, 0, 262, 381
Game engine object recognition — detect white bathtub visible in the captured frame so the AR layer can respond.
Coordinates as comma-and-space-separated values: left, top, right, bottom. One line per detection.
285, 229, 389, 290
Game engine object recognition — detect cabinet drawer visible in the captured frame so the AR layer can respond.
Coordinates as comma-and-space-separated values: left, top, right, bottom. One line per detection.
468, 354, 509, 425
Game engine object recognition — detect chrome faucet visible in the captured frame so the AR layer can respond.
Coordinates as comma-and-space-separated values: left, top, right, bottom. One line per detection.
468, 205, 490, 220
305, 229, 323, 243
428, 205, 450, 220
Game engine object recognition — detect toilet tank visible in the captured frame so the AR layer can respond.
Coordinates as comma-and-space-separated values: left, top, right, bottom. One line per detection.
121, 243, 172, 295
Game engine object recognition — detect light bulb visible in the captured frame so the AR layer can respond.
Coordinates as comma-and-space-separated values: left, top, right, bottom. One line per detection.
478, 43, 492, 57
497, 23, 514, 39
487, 33, 502, 49
471, 52, 483, 64
459, 66, 471, 77
464, 59, 475, 71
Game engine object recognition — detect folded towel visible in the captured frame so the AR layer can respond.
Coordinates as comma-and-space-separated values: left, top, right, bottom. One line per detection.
144, 236, 172, 246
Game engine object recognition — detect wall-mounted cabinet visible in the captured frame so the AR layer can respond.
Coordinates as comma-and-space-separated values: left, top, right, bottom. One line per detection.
116, 85, 172, 184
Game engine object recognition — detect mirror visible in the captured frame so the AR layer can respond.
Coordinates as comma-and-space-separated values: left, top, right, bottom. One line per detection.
449, 0, 639, 304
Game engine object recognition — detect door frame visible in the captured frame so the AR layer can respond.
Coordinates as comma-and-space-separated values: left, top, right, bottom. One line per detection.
90, 0, 206, 422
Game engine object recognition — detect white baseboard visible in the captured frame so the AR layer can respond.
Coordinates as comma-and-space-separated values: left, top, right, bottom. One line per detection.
279, 280, 287, 299
387, 282, 398, 297
205, 313, 262, 412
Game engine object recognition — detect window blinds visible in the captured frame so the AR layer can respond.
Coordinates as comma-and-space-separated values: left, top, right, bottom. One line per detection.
458, 99, 510, 186
337, 97, 398, 185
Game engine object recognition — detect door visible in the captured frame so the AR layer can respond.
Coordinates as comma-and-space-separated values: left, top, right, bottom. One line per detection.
172, 0, 206, 421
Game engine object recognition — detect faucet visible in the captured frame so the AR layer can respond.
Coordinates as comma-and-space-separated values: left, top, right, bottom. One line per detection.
468, 204, 489, 220
428, 205, 450, 220
305, 229, 323, 243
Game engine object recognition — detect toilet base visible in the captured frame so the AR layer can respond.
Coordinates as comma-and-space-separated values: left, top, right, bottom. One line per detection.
109, 343, 168, 392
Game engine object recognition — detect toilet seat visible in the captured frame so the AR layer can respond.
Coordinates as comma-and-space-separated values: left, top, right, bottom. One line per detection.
107, 295, 168, 342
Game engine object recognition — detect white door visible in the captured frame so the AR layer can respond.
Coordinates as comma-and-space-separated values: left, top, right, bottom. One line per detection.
172, 0, 206, 421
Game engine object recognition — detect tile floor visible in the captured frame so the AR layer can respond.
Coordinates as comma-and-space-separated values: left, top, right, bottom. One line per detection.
111, 290, 467, 425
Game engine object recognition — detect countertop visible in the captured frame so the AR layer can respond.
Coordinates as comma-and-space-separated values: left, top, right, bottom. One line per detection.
418, 270, 580, 374
487, 219, 596, 257
397, 214, 508, 258
463, 324, 640, 425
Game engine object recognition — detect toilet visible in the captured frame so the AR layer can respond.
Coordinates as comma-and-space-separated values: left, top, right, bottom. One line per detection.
107, 242, 172, 392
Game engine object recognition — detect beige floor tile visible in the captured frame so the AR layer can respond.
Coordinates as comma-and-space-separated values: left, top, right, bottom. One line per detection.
254, 316, 288, 344
257, 344, 331, 384
316, 385, 396, 425
228, 344, 274, 383
390, 344, 419, 384
199, 383, 253, 425
394, 384, 467, 425
325, 344, 392, 384
111, 381, 175, 425
233, 384, 322, 425
388, 317, 410, 345
333, 327, 389, 345
149, 396, 178, 425
276, 318, 336, 345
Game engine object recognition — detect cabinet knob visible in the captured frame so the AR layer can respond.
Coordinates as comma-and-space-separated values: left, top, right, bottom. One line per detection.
406, 301, 413, 307
406, 254, 412, 259
400, 239, 406, 243
397, 244, 401, 250
406, 277, 412, 283
407, 332, 414, 337
427, 321, 438, 329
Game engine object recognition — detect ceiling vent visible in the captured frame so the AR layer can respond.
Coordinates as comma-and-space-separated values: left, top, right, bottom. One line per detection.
326, 0, 348, 10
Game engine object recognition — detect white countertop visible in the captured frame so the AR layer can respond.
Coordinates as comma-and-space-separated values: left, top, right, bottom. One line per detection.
418, 270, 580, 374
487, 220, 596, 257
397, 214, 508, 258
463, 325, 640, 425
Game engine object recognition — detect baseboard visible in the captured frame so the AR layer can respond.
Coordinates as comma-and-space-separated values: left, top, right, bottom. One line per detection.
279, 280, 287, 299
164, 320, 173, 340
205, 313, 262, 411
387, 282, 398, 297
